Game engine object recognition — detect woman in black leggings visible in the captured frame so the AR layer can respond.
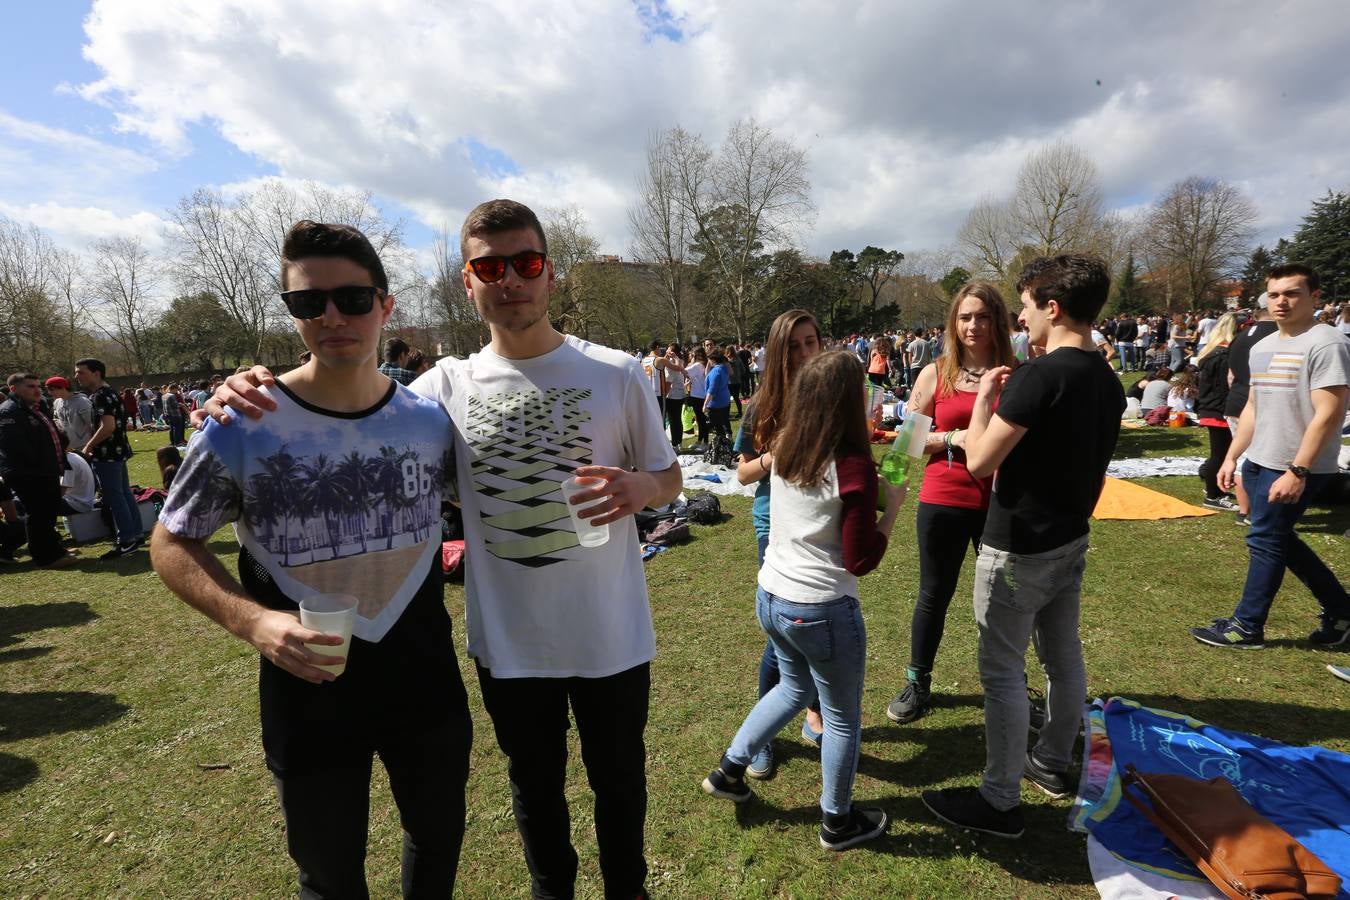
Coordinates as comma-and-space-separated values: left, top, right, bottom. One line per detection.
1194, 312, 1240, 508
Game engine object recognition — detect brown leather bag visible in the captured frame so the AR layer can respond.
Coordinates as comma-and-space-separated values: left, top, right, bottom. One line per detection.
1121, 765, 1342, 900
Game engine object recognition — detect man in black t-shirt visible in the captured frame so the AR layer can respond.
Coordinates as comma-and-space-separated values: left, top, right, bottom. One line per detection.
1223, 296, 1278, 523
922, 255, 1123, 840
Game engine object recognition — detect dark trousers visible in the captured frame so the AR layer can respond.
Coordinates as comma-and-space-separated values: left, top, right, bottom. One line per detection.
262, 614, 472, 899
9, 475, 62, 565
1199, 425, 1233, 499
166, 414, 186, 446
910, 501, 986, 675
664, 397, 684, 448
689, 400, 709, 444
707, 405, 732, 443
476, 661, 650, 900
728, 386, 743, 416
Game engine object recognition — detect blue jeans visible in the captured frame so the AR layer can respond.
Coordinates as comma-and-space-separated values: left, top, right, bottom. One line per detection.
92, 459, 142, 546
727, 587, 866, 816
756, 537, 820, 713
1232, 461, 1350, 631
973, 536, 1089, 811
1115, 343, 1135, 371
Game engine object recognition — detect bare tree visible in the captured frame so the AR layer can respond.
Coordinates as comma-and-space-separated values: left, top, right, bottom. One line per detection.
629, 130, 694, 340
90, 236, 160, 374
0, 216, 60, 372
47, 248, 91, 371
673, 119, 814, 341
167, 187, 270, 363
957, 197, 1019, 282
1012, 141, 1105, 255
543, 205, 601, 337
429, 226, 488, 358
1142, 176, 1257, 311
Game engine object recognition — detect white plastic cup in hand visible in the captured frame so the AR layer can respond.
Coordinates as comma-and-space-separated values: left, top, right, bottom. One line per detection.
903, 411, 933, 457
298, 593, 358, 677
560, 476, 610, 548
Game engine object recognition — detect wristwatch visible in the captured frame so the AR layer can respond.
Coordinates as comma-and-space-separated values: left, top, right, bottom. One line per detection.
1288, 465, 1310, 479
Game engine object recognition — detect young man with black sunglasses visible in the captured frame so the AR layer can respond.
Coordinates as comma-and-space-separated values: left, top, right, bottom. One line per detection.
199, 201, 682, 899
156, 220, 471, 895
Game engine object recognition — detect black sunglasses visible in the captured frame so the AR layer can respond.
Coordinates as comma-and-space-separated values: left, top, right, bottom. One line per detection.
280, 285, 383, 319
464, 250, 547, 283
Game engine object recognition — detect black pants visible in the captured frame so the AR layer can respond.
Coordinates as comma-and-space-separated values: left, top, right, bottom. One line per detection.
909, 502, 986, 675
868, 372, 887, 387
664, 397, 684, 448
1200, 425, 1233, 500
707, 405, 732, 444
477, 661, 650, 900
728, 385, 743, 416
262, 607, 472, 899
8, 474, 62, 565
689, 399, 709, 444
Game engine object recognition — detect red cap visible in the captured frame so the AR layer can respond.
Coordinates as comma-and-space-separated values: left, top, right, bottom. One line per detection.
44, 376, 70, 390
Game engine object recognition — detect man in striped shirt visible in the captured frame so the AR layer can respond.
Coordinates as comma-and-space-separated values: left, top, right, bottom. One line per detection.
1191, 263, 1350, 650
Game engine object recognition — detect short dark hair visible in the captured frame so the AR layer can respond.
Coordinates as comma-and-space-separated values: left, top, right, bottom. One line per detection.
384, 337, 409, 363
281, 220, 388, 292
74, 358, 106, 378
7, 373, 34, 388
1267, 263, 1320, 293
709, 350, 728, 364
460, 199, 547, 261
1014, 255, 1111, 324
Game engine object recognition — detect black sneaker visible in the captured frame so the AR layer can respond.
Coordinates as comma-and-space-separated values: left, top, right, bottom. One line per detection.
1308, 615, 1350, 648
886, 676, 931, 724
1027, 687, 1046, 733
702, 767, 753, 803
1022, 752, 1072, 799
921, 786, 1024, 839
1235, 512, 1252, 527
819, 806, 889, 851
1203, 495, 1239, 511
1190, 616, 1264, 649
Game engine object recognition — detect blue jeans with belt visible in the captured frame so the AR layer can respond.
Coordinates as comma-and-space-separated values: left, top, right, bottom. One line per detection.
726, 587, 866, 816
1231, 461, 1350, 631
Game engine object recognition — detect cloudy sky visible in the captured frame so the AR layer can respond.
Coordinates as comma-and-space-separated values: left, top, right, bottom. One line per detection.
2, 0, 1348, 265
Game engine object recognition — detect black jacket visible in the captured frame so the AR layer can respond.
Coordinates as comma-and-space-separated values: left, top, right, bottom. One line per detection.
0, 397, 63, 480
1195, 346, 1230, 419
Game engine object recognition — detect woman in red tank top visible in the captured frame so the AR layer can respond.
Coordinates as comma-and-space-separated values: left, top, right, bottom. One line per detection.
884, 282, 1018, 725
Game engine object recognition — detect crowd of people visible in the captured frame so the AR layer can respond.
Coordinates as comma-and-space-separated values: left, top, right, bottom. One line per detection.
3, 196, 1346, 895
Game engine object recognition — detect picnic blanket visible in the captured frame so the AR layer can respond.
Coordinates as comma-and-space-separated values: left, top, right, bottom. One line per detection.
1092, 477, 1216, 521
1071, 697, 1350, 898
676, 455, 756, 498
1106, 456, 1207, 478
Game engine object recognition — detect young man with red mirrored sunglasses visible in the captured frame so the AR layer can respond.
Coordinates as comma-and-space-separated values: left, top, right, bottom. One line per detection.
198, 200, 682, 900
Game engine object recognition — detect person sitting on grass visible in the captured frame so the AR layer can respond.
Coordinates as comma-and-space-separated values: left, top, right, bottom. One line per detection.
155, 446, 182, 492
1166, 367, 1199, 415
1138, 365, 1173, 415
702, 350, 906, 852
152, 220, 472, 896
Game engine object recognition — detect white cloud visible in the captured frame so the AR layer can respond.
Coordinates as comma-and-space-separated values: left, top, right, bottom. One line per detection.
0, 201, 168, 251
36, 0, 1350, 266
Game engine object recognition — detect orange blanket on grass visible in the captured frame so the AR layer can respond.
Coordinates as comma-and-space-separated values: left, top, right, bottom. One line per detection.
1092, 476, 1216, 520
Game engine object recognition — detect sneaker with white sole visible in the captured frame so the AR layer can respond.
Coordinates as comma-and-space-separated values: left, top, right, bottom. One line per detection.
1202, 495, 1239, 511
702, 767, 753, 803
921, 786, 1024, 839
746, 742, 775, 780
819, 806, 888, 851
1329, 664, 1350, 684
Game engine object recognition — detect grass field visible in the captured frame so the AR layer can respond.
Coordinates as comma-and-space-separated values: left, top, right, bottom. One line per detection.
3, 409, 1349, 898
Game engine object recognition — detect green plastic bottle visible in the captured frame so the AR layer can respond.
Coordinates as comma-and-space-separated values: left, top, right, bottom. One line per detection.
880, 411, 931, 487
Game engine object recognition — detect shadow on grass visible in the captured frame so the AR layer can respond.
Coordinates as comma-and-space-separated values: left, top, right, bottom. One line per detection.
1112, 428, 1205, 459
0, 601, 97, 650
0, 690, 130, 743
71, 552, 154, 577
0, 751, 39, 794
1295, 506, 1350, 534
0, 646, 53, 664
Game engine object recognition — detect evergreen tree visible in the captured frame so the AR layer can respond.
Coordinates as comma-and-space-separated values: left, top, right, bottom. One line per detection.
1112, 252, 1151, 316
1238, 245, 1273, 303
1286, 190, 1350, 301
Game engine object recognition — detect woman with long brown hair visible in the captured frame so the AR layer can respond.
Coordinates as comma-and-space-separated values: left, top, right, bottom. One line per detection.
703, 350, 906, 851
733, 309, 824, 779
884, 282, 1021, 725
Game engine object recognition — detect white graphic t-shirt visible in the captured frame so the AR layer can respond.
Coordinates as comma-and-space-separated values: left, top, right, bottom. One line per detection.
1248, 323, 1350, 474
412, 336, 677, 678
159, 380, 454, 642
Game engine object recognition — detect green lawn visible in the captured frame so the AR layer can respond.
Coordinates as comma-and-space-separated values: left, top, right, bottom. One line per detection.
3, 423, 1348, 898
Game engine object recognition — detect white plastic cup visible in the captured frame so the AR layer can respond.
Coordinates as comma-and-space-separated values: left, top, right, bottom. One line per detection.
299, 593, 358, 677
903, 411, 933, 457
560, 476, 611, 548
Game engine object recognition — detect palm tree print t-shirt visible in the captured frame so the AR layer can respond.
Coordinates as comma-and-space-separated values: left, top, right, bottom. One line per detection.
158, 380, 454, 642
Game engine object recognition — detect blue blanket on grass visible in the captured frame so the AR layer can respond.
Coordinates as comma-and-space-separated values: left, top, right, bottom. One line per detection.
1075, 698, 1350, 896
